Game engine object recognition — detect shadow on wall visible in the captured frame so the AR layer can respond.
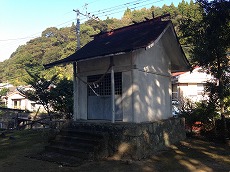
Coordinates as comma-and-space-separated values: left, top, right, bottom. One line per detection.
130, 64, 171, 122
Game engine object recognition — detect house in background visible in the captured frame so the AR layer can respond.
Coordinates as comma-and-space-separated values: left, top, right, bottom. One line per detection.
0, 83, 15, 107
5, 87, 43, 112
172, 67, 213, 103
0, 83, 14, 90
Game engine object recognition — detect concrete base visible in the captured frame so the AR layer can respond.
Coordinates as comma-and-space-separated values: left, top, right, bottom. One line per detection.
66, 118, 186, 160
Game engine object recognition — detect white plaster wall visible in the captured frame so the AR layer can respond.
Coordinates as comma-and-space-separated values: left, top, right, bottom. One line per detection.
78, 76, 87, 120
133, 40, 170, 76
132, 38, 172, 122
21, 99, 26, 110
76, 54, 134, 121
78, 53, 133, 75
179, 83, 208, 102
121, 71, 133, 122
7, 98, 12, 109
180, 83, 197, 97
132, 69, 171, 122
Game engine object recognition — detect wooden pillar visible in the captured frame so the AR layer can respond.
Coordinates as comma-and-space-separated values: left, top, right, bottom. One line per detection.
111, 57, 115, 123
73, 62, 78, 121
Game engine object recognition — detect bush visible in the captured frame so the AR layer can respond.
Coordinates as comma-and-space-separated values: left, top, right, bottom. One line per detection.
179, 100, 219, 134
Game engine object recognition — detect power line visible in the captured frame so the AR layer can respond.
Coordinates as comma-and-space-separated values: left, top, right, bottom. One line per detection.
82, 0, 163, 20
96, 0, 158, 15
90, 0, 143, 14
0, 0, 163, 50
97, 0, 163, 18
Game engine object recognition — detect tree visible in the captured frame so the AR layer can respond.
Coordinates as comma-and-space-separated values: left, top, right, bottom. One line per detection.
18, 66, 73, 120
180, 0, 230, 141
18, 70, 58, 120
85, 19, 108, 32
80, 24, 99, 47
0, 88, 9, 97
178, 0, 189, 16
50, 78, 73, 119
180, 0, 230, 115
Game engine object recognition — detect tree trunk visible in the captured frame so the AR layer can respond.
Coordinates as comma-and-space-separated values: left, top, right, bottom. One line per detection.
217, 56, 226, 142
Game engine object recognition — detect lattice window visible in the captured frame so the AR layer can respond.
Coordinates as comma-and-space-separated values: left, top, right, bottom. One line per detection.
88, 72, 122, 96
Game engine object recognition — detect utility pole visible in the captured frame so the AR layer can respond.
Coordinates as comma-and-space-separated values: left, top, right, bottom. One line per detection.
73, 9, 81, 51
73, 9, 80, 121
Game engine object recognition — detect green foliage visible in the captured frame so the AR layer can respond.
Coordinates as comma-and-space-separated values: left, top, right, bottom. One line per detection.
80, 24, 100, 47
224, 95, 230, 114
50, 78, 73, 119
18, 67, 73, 119
180, 0, 230, 113
85, 19, 108, 32
180, 99, 219, 132
105, 17, 125, 30
122, 7, 153, 24
0, 88, 9, 97
18, 70, 58, 119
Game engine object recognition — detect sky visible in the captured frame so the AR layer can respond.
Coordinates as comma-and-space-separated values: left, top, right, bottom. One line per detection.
0, 0, 187, 62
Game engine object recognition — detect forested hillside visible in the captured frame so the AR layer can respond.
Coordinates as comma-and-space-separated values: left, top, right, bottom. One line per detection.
0, 0, 202, 85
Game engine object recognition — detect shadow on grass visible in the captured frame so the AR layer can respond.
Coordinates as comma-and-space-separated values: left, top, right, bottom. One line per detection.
0, 129, 50, 160
71, 137, 230, 172
140, 137, 230, 172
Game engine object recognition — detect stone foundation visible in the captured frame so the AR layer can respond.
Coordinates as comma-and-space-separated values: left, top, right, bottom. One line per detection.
67, 118, 186, 160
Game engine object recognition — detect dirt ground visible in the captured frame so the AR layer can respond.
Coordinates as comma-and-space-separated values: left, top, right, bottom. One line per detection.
0, 135, 230, 172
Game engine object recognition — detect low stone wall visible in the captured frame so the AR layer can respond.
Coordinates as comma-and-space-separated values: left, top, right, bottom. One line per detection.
68, 118, 186, 160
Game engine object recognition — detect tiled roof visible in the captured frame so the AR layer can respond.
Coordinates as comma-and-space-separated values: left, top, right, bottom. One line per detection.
44, 19, 172, 68
172, 72, 186, 77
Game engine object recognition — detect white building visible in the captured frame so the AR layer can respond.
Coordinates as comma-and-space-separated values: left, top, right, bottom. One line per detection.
0, 83, 14, 90
172, 67, 213, 103
45, 18, 190, 123
0, 83, 15, 107
6, 88, 43, 112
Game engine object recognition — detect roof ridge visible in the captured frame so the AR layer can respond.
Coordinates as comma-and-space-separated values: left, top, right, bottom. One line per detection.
94, 18, 171, 39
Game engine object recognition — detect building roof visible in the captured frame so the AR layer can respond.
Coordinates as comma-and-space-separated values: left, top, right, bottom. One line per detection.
44, 18, 190, 71
172, 71, 186, 77
172, 67, 214, 84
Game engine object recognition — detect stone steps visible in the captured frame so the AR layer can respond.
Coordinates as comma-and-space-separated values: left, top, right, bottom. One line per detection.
45, 144, 93, 159
45, 128, 106, 161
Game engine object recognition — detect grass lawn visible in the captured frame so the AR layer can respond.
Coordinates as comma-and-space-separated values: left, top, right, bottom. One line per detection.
0, 129, 230, 172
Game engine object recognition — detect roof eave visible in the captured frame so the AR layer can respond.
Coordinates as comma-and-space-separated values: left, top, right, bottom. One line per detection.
44, 50, 130, 69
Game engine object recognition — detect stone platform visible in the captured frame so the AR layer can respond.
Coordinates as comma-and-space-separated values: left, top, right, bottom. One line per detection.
60, 118, 186, 160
